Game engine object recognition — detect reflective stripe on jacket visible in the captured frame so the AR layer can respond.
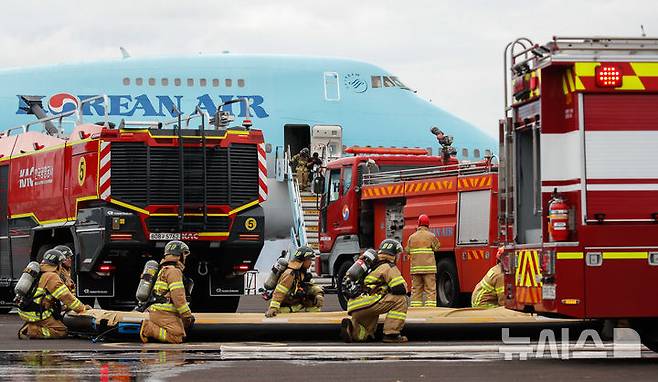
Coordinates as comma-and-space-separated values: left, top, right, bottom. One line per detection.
18, 266, 84, 323
406, 227, 440, 274
471, 263, 505, 308
148, 259, 192, 317
347, 258, 408, 314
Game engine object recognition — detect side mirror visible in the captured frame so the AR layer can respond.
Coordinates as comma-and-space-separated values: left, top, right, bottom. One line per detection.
313, 174, 325, 195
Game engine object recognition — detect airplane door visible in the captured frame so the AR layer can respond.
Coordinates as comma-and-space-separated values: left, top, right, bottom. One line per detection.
284, 124, 310, 156
323, 72, 340, 101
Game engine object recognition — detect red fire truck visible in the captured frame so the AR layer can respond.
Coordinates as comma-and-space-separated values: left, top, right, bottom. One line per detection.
317, 145, 499, 309
0, 97, 267, 312
500, 36, 658, 351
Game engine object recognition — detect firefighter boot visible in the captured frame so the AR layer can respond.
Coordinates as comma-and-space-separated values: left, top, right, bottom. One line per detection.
340, 318, 353, 343
382, 333, 408, 343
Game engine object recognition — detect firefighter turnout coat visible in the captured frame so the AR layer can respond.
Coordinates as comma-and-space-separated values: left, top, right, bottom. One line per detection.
346, 253, 409, 340
269, 260, 324, 313
18, 263, 86, 339
140, 256, 193, 344
471, 263, 504, 308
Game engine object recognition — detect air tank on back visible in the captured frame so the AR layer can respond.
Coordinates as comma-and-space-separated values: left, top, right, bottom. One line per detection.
135, 260, 160, 303
346, 248, 378, 282
14, 261, 41, 301
264, 257, 289, 290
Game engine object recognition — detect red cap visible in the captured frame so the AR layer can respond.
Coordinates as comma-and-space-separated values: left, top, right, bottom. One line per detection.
418, 214, 430, 227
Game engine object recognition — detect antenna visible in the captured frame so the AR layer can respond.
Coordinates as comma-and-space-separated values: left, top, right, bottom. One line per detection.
641, 25, 647, 37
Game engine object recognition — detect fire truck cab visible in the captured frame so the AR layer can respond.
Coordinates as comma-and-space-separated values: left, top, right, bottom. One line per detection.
500, 36, 658, 351
318, 146, 500, 309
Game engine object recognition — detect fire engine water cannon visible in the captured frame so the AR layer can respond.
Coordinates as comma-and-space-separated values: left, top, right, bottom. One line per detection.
212, 98, 252, 129
430, 127, 456, 161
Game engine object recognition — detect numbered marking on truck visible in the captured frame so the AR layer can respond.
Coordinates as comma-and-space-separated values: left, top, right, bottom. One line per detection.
245, 218, 257, 231
78, 157, 86, 186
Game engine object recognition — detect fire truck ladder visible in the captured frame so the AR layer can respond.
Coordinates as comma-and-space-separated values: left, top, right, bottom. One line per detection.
362, 161, 497, 186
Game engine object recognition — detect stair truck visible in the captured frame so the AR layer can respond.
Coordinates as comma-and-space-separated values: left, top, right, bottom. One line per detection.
499, 36, 658, 351
316, 145, 500, 310
0, 96, 266, 312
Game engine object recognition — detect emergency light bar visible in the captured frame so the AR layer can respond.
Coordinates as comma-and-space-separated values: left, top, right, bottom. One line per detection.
595, 65, 622, 87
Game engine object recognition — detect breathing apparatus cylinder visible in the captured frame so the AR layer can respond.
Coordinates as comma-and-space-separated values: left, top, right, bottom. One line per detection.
264, 257, 289, 290
346, 248, 378, 282
14, 261, 41, 301
135, 260, 160, 303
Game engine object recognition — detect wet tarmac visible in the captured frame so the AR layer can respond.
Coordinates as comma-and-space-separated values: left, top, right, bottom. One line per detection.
0, 296, 657, 381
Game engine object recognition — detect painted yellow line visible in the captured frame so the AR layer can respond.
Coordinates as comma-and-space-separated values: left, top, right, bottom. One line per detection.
197, 232, 229, 237
110, 198, 150, 215
602, 252, 648, 260
557, 252, 583, 260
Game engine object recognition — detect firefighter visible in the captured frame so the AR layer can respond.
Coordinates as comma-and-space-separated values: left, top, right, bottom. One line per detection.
405, 214, 440, 307
290, 148, 311, 191
139, 241, 195, 344
471, 246, 505, 308
341, 239, 409, 343
53, 245, 75, 293
265, 246, 324, 317
17, 249, 88, 339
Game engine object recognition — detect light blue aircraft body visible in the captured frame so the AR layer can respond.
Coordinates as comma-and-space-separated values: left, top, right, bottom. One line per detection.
0, 54, 496, 241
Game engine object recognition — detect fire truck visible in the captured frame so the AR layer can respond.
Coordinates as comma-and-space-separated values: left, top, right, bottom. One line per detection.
0, 96, 267, 312
500, 36, 658, 351
317, 145, 500, 309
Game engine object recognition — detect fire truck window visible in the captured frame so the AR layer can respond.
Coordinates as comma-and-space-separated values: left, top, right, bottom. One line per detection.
200, 78, 207, 87
122, 77, 130, 86
383, 76, 395, 87
135, 78, 143, 86
212, 79, 220, 87
161, 78, 169, 86
342, 167, 353, 194
371, 76, 382, 88
329, 170, 341, 202
474, 149, 481, 158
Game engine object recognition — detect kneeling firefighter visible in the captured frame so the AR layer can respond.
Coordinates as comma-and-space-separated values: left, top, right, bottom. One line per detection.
17, 249, 88, 339
341, 239, 409, 343
471, 246, 505, 308
53, 245, 75, 293
265, 246, 324, 317
139, 241, 195, 344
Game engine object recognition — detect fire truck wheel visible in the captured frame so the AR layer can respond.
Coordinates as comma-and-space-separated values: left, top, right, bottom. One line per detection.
335, 261, 352, 311
436, 258, 460, 307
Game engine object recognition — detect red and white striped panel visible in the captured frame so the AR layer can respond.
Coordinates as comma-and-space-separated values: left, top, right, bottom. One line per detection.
257, 143, 268, 202
99, 141, 111, 200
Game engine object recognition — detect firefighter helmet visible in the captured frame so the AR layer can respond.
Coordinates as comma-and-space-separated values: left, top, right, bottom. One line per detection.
417, 214, 430, 227
42, 249, 65, 265
300, 148, 310, 156
164, 240, 190, 258
378, 239, 403, 257
293, 246, 316, 262
54, 245, 74, 259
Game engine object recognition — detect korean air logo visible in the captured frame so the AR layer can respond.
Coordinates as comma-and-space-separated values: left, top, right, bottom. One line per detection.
48, 93, 79, 114
344, 73, 367, 93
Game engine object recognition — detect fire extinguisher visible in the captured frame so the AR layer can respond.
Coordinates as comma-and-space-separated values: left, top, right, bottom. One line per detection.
548, 189, 569, 242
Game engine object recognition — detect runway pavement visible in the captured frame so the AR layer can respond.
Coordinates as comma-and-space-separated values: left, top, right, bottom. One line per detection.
0, 295, 656, 381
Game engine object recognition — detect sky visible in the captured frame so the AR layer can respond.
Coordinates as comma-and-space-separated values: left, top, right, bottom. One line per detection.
0, 0, 656, 136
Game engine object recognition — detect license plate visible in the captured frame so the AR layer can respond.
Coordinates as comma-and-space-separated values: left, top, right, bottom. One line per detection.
149, 233, 181, 241
542, 284, 556, 300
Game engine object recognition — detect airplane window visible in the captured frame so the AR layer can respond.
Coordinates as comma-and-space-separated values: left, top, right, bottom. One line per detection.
200, 78, 207, 86
123, 77, 130, 86
135, 78, 143, 86
371, 76, 382, 88
174, 78, 181, 86
474, 149, 481, 158
187, 78, 194, 87
238, 79, 245, 87
161, 78, 169, 86
212, 79, 220, 87
462, 148, 469, 158
391, 76, 411, 90
225, 79, 232, 87
485, 149, 492, 157
383, 76, 395, 87
148, 78, 155, 86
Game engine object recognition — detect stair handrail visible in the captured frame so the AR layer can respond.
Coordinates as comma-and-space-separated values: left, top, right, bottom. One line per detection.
285, 146, 308, 252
